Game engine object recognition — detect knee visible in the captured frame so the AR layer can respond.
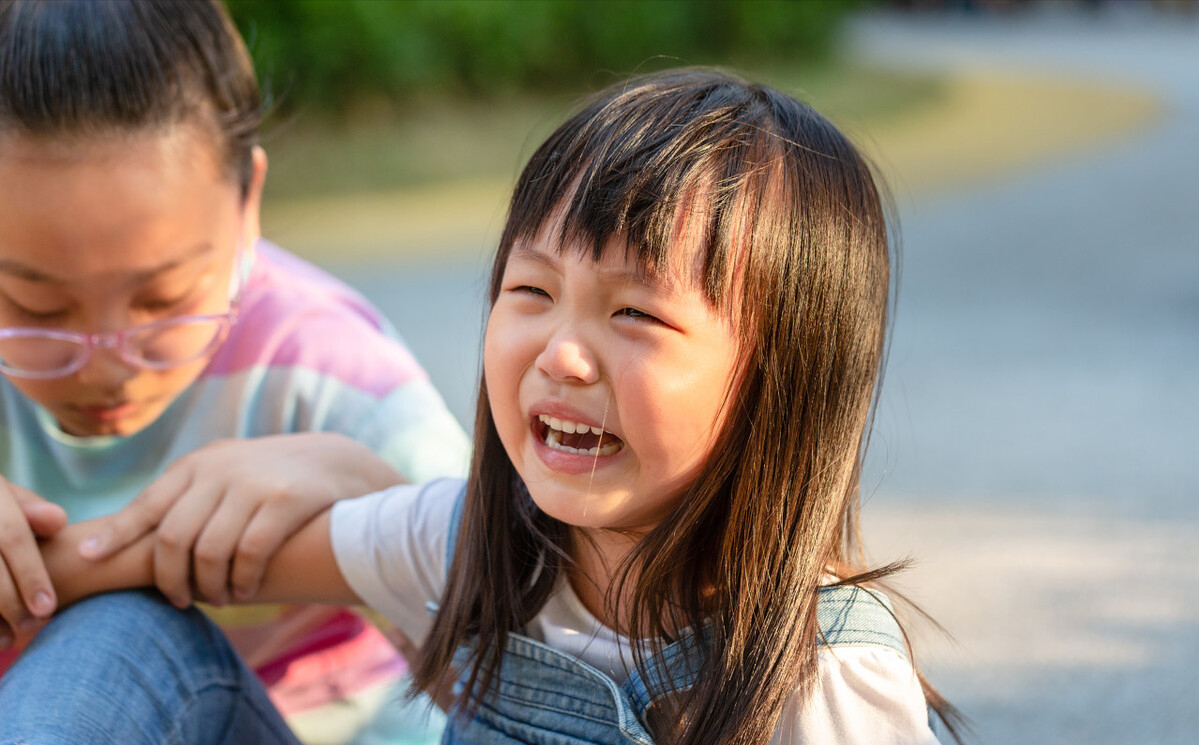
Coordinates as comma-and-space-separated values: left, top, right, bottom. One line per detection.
36, 590, 207, 650
16, 590, 239, 684
0, 591, 251, 740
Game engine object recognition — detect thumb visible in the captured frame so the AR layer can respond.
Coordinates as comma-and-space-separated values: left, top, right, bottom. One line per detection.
14, 488, 68, 539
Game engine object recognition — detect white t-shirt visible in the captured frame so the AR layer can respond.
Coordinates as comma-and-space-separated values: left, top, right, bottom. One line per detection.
331, 478, 941, 745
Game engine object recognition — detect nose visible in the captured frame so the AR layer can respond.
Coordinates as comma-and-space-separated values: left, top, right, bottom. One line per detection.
535, 326, 599, 385
73, 343, 138, 388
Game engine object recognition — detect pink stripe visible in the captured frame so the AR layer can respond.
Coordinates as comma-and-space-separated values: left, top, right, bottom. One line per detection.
205, 242, 426, 397
255, 610, 407, 715
0, 646, 17, 676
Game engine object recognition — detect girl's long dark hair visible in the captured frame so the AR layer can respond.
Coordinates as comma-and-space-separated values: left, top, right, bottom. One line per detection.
415, 68, 959, 744
0, 0, 260, 193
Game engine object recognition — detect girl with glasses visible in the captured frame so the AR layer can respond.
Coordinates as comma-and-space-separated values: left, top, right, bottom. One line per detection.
0, 0, 468, 742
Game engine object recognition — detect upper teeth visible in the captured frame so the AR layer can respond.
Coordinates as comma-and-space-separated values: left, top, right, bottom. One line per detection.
538, 415, 605, 436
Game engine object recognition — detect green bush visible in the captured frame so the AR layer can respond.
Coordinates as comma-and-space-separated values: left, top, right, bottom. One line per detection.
226, 0, 865, 113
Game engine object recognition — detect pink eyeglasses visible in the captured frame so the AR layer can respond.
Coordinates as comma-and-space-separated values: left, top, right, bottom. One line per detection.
0, 247, 246, 380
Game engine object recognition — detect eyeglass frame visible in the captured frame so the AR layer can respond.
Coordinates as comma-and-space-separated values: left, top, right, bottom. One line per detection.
0, 242, 249, 380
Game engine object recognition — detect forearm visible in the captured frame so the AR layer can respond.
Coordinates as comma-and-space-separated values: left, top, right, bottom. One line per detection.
41, 522, 154, 608
245, 510, 360, 606
44, 508, 358, 609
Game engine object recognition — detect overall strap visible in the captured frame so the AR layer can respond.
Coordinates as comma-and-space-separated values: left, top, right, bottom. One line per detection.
624, 585, 908, 716
815, 585, 907, 658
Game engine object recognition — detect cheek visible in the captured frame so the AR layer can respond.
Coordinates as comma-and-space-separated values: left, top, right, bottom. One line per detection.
150, 360, 207, 396
4, 377, 70, 408
482, 312, 531, 440
619, 350, 736, 474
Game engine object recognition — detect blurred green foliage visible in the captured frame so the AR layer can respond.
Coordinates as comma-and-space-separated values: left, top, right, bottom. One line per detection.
226, 0, 866, 113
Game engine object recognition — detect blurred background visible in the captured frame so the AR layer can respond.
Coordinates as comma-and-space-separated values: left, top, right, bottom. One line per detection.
227, 1, 1198, 742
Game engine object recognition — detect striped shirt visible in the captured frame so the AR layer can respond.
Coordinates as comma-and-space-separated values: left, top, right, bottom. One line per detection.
0, 241, 470, 717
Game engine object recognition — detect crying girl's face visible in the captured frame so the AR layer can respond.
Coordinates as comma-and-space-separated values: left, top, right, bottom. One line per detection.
483, 212, 742, 545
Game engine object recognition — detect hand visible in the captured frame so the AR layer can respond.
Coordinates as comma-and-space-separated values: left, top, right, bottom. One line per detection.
77, 433, 404, 608
0, 476, 67, 648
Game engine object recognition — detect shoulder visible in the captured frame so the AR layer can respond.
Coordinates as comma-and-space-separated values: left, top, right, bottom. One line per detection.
205, 241, 427, 398
816, 585, 906, 655
329, 477, 468, 643
771, 587, 940, 745
771, 646, 939, 745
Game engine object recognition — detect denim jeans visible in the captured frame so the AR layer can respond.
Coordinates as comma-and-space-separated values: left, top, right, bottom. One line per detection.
0, 590, 301, 745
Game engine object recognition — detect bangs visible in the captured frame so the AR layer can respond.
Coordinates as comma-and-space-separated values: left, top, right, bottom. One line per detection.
494, 69, 797, 313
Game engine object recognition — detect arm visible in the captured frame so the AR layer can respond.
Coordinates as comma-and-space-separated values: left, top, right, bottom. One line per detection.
40, 522, 154, 608
76, 432, 403, 607
44, 509, 360, 609
225, 510, 360, 606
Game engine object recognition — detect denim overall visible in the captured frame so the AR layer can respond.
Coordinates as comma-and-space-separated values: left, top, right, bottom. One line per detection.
438, 496, 909, 745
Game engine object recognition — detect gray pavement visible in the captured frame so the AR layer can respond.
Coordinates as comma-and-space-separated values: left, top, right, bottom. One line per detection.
329, 9, 1199, 743
846, 9, 1199, 744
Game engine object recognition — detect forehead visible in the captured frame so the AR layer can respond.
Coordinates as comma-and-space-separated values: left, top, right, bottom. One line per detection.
0, 128, 236, 282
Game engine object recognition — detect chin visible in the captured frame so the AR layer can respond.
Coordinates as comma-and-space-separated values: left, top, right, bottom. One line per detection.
525, 486, 620, 531
56, 409, 157, 438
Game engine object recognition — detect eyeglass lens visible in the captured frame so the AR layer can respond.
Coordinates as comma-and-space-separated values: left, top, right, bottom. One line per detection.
0, 317, 228, 376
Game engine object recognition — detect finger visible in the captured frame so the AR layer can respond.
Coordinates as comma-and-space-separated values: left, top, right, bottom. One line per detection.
154, 483, 224, 609
0, 559, 33, 635
191, 490, 260, 605
79, 465, 195, 560
228, 493, 309, 600
0, 493, 56, 619
23, 501, 68, 539
11, 486, 68, 539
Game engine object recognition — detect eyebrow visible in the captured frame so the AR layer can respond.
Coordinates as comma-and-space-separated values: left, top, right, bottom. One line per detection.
0, 242, 216, 284
510, 243, 664, 291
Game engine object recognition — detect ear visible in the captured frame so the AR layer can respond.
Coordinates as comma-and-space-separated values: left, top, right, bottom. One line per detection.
240, 146, 269, 246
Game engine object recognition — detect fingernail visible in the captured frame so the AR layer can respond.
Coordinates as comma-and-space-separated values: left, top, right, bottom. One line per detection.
79, 535, 105, 558
18, 616, 40, 633
0, 631, 11, 649
32, 591, 55, 616
170, 595, 191, 609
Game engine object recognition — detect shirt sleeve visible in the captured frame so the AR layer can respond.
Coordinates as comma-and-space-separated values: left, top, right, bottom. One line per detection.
330, 477, 464, 646
771, 646, 941, 745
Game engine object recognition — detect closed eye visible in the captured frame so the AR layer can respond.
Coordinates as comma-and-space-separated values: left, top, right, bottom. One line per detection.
514, 285, 551, 298
137, 296, 188, 313
616, 307, 659, 323
5, 299, 68, 322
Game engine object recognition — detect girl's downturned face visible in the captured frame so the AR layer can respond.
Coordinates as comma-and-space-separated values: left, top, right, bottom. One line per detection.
0, 130, 264, 437
484, 227, 741, 537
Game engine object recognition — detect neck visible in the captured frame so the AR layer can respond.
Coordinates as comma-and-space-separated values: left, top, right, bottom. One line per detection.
569, 526, 643, 633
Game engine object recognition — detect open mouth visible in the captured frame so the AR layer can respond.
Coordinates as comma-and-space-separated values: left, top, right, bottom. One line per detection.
535, 414, 623, 456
